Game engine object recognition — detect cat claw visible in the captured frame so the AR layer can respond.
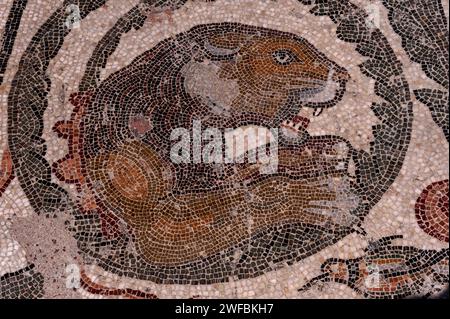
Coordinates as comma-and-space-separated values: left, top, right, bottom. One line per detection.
313, 107, 324, 116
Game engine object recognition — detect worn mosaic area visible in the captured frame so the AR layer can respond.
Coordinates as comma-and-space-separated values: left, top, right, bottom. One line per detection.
0, 0, 448, 299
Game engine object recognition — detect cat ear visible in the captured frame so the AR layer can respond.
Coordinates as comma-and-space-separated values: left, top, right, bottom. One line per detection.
201, 31, 258, 62
203, 40, 241, 61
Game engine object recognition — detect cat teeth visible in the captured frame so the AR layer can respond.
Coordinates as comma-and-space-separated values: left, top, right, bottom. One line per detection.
313, 107, 324, 116
282, 120, 298, 132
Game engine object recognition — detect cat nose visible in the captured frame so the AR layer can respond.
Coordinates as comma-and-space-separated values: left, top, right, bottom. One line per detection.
332, 67, 351, 82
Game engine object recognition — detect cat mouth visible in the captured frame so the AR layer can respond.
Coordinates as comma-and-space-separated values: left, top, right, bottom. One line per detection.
298, 73, 339, 102
290, 68, 349, 116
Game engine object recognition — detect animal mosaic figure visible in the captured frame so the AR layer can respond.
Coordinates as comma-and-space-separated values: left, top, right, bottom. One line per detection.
298, 235, 449, 299
51, 23, 362, 283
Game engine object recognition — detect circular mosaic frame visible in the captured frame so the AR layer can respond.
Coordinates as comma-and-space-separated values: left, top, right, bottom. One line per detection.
7, 0, 413, 284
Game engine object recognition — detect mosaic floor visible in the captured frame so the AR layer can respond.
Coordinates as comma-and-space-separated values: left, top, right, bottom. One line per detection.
0, 0, 448, 299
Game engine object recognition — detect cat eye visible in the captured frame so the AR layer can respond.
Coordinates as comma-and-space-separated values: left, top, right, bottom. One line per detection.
272, 49, 299, 65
